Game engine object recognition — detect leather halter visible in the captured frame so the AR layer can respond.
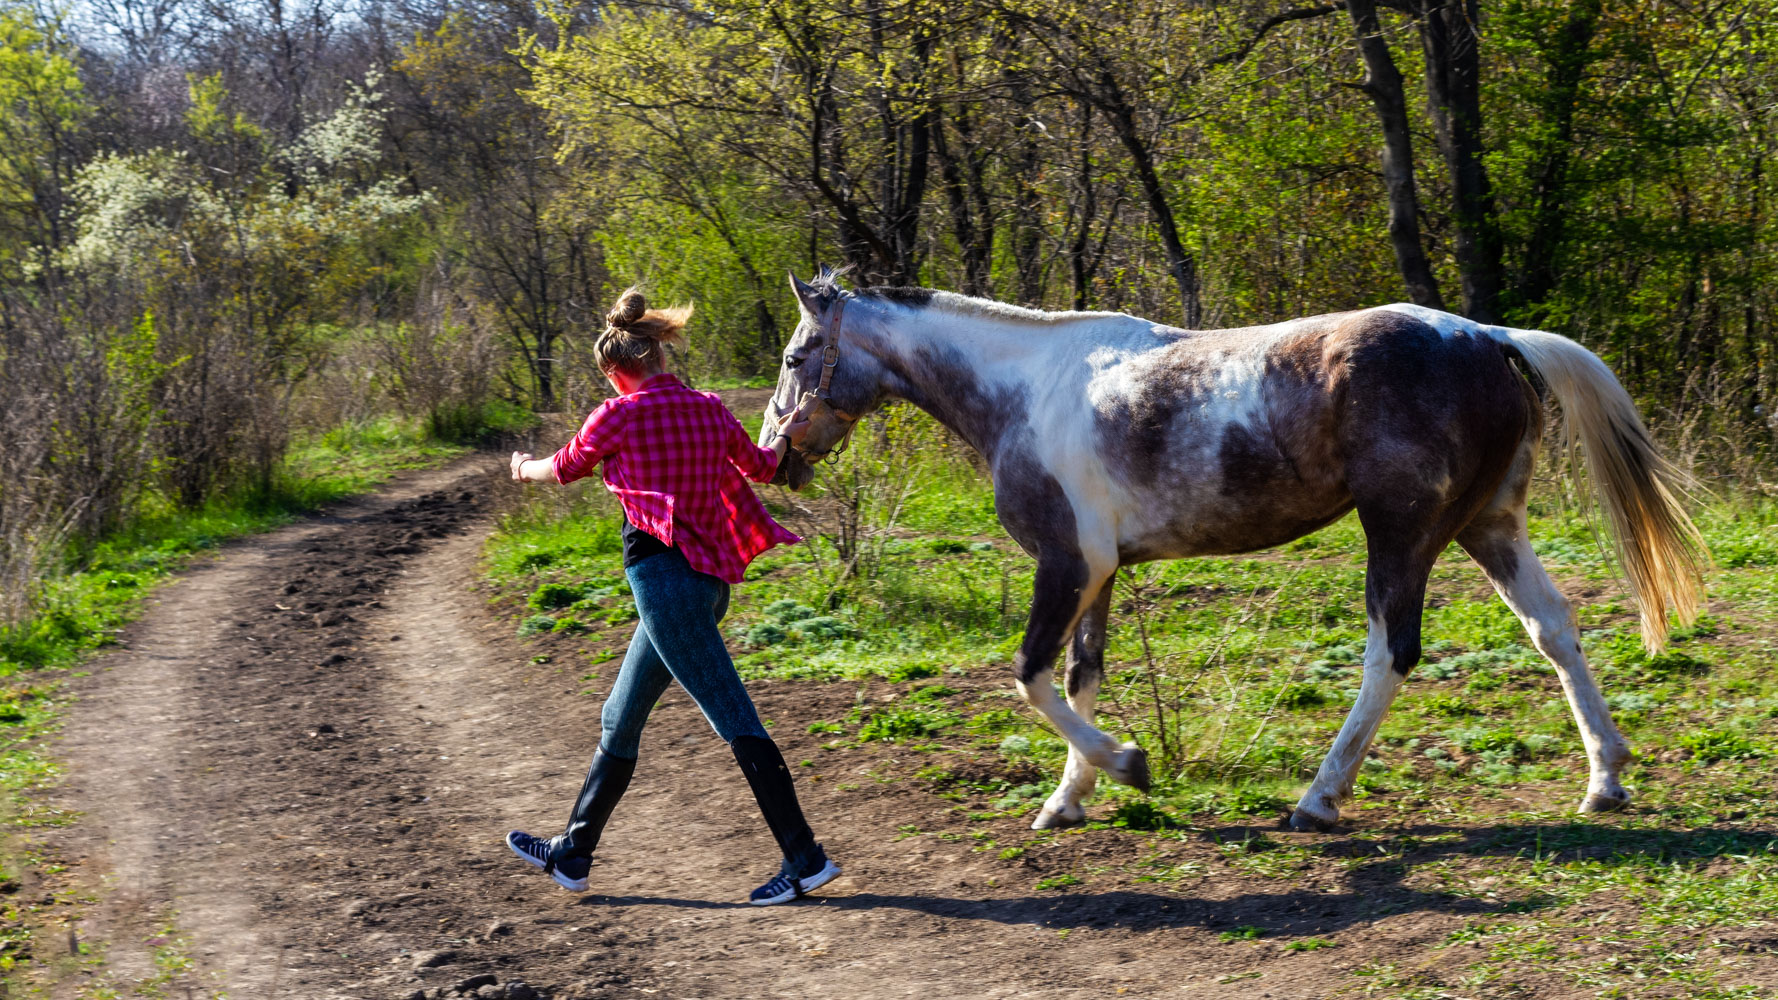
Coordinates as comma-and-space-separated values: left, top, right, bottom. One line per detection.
796, 295, 860, 462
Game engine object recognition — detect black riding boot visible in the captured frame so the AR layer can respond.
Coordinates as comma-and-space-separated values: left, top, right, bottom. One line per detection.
730, 735, 823, 875
546, 748, 636, 869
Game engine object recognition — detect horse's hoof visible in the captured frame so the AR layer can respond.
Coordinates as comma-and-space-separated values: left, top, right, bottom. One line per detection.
1287, 805, 1338, 832
1030, 806, 1086, 830
1110, 744, 1151, 792
1579, 789, 1631, 813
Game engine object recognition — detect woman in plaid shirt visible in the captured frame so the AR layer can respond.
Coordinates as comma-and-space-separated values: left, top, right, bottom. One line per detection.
505, 288, 840, 906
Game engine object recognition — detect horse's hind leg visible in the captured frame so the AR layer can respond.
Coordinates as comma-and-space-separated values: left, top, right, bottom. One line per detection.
1033, 580, 1115, 830
1289, 522, 1441, 831
1458, 501, 1632, 812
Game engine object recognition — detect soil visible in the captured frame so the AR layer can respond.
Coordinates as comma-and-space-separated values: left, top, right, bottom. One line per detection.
33, 452, 1756, 999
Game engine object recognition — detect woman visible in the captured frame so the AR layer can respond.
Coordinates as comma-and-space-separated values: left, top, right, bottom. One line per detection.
505, 288, 838, 906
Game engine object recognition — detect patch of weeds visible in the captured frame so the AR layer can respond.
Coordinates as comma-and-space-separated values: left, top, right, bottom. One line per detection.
1678, 729, 1762, 763
1182, 787, 1289, 818
550, 617, 586, 634
788, 615, 855, 642
1284, 937, 1337, 952
1034, 873, 1082, 890
1219, 925, 1266, 942
998, 846, 1025, 860
807, 720, 844, 735
1640, 649, 1712, 679
887, 661, 940, 682
1420, 693, 1481, 717
1111, 801, 1179, 831
527, 583, 583, 611
996, 734, 1033, 758
517, 614, 556, 637
745, 622, 788, 647
1255, 682, 1325, 710
857, 705, 957, 742
1458, 729, 1528, 759
992, 782, 1054, 812
906, 684, 957, 703
764, 599, 818, 623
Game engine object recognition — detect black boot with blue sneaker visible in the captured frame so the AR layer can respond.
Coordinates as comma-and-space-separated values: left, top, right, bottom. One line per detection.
731, 735, 842, 905
507, 748, 636, 891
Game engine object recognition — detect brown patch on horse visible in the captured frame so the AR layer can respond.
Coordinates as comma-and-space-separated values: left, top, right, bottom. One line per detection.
1331, 310, 1538, 674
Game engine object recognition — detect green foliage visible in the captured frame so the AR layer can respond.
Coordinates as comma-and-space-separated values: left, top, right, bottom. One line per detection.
1460, 730, 1530, 759
527, 583, 584, 611
857, 706, 957, 743
1219, 926, 1266, 942
1110, 801, 1178, 831
1677, 730, 1761, 763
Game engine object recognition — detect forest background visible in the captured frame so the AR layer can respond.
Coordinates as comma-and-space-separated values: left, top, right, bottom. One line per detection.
1, 0, 1775, 650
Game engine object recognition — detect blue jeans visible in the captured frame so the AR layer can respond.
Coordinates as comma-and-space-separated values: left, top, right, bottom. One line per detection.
598, 549, 770, 758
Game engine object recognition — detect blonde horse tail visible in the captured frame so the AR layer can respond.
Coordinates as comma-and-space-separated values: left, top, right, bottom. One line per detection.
1492, 327, 1708, 651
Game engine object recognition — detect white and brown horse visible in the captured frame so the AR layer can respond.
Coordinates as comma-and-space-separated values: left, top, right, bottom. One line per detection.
762, 271, 1705, 831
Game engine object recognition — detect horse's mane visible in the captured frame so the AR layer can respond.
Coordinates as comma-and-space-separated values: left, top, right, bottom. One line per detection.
809, 266, 1119, 327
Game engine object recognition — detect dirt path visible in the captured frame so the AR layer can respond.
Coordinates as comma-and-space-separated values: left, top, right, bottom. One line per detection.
43, 455, 1477, 1000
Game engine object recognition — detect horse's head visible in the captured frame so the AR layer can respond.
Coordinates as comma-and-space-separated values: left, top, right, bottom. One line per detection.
761, 269, 888, 489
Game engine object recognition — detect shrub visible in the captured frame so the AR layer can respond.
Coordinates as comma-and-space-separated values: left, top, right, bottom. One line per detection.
517, 614, 556, 636
550, 617, 586, 634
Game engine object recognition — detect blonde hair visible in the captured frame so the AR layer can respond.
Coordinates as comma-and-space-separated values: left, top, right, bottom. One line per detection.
593, 286, 693, 376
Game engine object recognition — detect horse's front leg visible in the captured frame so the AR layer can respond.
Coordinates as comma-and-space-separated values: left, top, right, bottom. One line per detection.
1014, 557, 1149, 794
1032, 579, 1116, 829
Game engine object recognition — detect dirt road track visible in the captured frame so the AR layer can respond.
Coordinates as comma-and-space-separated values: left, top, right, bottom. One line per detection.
45, 456, 1452, 999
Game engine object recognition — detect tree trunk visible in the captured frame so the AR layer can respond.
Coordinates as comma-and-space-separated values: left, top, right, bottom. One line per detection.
1415, 0, 1503, 322
1102, 82, 1201, 327
1516, 0, 1603, 312
1346, 0, 1445, 310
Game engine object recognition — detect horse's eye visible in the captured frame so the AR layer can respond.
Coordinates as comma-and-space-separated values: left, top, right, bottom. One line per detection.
784, 355, 798, 369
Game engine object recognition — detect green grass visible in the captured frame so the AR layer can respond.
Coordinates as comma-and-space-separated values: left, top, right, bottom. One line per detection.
484, 405, 1778, 997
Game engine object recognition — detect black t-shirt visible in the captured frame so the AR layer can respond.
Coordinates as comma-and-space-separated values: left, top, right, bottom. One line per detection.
620, 509, 674, 568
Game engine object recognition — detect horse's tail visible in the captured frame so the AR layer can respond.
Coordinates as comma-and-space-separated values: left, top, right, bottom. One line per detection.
1489, 326, 1707, 651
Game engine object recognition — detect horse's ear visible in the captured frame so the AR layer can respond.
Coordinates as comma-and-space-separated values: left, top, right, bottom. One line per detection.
789, 271, 821, 314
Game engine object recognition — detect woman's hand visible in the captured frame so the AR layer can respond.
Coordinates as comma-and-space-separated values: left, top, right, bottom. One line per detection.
511, 451, 535, 482
773, 394, 814, 451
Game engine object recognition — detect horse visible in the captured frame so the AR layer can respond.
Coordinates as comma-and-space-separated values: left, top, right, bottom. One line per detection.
761, 270, 1706, 831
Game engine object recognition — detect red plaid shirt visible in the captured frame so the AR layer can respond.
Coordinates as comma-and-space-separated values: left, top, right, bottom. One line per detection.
550, 374, 799, 583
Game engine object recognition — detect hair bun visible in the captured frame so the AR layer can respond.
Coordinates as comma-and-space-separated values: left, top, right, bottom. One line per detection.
607, 286, 648, 329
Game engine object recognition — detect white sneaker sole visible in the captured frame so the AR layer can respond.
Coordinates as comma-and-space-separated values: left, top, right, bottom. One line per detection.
750, 860, 842, 906
506, 832, 588, 891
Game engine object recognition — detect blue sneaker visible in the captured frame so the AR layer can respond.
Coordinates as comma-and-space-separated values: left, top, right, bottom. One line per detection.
749, 850, 842, 906
506, 831, 591, 891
